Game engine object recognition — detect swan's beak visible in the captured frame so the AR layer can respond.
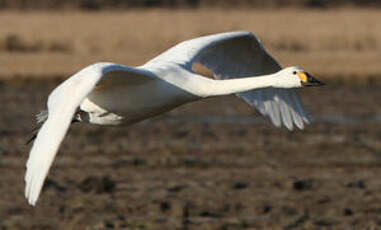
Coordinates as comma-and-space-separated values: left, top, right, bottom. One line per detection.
297, 72, 325, 87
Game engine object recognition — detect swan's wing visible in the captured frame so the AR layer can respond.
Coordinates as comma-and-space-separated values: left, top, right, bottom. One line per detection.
25, 62, 156, 206
149, 31, 310, 130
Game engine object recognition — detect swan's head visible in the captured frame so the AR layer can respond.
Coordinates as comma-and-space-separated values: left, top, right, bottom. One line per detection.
277, 66, 325, 88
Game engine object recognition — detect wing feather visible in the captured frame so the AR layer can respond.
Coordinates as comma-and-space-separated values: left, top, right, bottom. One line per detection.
283, 90, 304, 129
290, 91, 311, 124
270, 96, 282, 128
25, 96, 84, 205
25, 62, 155, 206
278, 95, 293, 130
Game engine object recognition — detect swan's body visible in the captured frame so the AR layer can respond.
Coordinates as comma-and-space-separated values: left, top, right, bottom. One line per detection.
25, 31, 323, 206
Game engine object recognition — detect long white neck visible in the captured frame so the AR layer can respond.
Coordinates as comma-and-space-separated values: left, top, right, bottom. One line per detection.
145, 63, 284, 98
159, 71, 281, 98
204, 73, 278, 97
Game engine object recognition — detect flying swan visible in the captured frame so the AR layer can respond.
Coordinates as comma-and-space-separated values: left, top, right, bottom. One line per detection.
25, 31, 324, 206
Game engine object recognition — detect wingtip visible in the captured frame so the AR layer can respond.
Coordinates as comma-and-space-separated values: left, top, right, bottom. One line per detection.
295, 121, 305, 130
25, 183, 40, 207
285, 123, 294, 131
305, 117, 312, 125
27, 198, 37, 207
24, 166, 41, 207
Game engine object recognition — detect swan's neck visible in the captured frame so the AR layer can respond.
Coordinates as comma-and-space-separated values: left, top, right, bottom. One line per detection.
148, 64, 281, 98
203, 73, 278, 97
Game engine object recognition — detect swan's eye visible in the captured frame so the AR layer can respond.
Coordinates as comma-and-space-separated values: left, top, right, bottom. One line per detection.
293, 71, 297, 75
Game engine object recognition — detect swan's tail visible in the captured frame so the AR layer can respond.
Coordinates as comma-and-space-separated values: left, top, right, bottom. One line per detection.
36, 110, 49, 123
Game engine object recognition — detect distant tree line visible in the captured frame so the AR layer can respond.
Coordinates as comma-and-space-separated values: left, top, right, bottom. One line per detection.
0, 0, 380, 10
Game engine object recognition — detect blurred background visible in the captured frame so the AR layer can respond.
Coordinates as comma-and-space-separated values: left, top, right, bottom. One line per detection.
0, 1, 380, 229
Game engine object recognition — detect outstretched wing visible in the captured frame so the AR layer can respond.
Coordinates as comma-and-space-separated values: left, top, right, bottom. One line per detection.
149, 31, 310, 130
25, 62, 156, 206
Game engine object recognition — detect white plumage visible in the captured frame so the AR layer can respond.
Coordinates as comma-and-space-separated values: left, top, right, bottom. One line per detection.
25, 31, 323, 206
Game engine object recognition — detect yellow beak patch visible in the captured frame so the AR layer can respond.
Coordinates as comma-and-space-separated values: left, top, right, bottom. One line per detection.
297, 72, 308, 83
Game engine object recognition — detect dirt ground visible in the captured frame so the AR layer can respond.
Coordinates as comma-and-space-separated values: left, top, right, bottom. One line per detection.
0, 79, 379, 230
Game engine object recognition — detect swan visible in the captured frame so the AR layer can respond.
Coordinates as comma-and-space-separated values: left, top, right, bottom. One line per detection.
24, 31, 324, 206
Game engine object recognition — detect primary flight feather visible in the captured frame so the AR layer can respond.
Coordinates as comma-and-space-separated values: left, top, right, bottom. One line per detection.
25, 31, 324, 206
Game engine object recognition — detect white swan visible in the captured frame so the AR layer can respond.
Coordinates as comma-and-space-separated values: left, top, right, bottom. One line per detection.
25, 31, 324, 206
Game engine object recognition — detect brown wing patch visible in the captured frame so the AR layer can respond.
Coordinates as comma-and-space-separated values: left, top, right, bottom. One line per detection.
192, 63, 214, 79
94, 82, 107, 91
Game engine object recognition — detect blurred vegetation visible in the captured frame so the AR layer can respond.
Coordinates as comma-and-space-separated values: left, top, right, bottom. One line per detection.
0, 34, 73, 53
0, 0, 380, 10
0, 9, 380, 79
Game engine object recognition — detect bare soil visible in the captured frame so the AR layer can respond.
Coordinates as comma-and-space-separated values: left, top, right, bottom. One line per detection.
0, 79, 380, 230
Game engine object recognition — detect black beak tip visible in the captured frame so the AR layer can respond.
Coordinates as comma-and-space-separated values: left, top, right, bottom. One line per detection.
305, 73, 325, 86
311, 77, 325, 86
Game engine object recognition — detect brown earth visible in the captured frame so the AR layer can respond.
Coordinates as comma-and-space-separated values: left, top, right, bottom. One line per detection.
0, 79, 379, 230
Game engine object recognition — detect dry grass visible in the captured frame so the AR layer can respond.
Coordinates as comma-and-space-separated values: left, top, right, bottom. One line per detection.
0, 8, 380, 81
